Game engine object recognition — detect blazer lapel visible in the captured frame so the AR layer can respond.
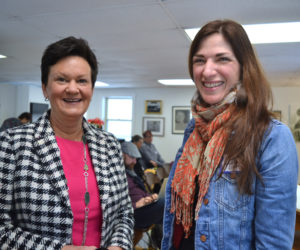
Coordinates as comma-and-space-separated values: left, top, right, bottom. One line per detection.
33, 112, 71, 209
83, 121, 110, 211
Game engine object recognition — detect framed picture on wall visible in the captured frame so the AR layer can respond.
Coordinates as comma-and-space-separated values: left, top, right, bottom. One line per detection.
145, 100, 162, 114
172, 106, 191, 134
142, 117, 164, 137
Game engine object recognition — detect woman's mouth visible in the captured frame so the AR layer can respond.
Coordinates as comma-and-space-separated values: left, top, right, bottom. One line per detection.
63, 98, 81, 103
203, 81, 224, 88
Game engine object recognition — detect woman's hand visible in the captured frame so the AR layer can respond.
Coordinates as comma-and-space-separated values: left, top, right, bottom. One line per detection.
135, 194, 158, 208
135, 197, 148, 208
150, 160, 158, 168
62, 245, 97, 250
151, 193, 158, 201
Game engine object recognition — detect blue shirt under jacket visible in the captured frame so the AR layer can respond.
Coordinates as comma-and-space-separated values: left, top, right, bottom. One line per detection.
162, 119, 298, 250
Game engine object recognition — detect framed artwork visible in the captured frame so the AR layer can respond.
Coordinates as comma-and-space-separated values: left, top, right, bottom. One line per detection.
172, 106, 191, 134
142, 117, 164, 136
145, 100, 162, 114
30, 102, 49, 122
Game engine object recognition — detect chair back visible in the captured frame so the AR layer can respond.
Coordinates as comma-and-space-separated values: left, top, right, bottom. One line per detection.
156, 167, 168, 179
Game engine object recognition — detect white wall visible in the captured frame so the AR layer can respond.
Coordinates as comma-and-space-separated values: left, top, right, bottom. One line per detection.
28, 85, 47, 104
272, 87, 300, 127
90, 87, 195, 162
272, 87, 300, 181
0, 84, 47, 125
1, 84, 299, 170
16, 85, 30, 115
0, 84, 18, 124
89, 86, 300, 164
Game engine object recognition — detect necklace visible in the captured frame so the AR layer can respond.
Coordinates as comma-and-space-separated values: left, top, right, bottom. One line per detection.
82, 135, 90, 245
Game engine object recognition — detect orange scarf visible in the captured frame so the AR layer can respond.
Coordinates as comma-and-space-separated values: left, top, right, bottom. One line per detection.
171, 93, 235, 237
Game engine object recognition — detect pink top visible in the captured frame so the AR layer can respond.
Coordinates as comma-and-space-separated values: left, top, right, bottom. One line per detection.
56, 136, 102, 247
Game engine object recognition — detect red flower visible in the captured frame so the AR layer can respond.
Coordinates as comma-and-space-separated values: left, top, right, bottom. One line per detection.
88, 118, 104, 129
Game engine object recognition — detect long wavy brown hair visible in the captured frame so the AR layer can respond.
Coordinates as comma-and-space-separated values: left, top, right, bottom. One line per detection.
188, 20, 274, 194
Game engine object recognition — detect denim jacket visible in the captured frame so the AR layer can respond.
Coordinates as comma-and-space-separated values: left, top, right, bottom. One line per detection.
162, 119, 298, 250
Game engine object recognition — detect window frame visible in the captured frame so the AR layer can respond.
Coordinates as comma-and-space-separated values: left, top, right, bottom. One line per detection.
104, 96, 133, 141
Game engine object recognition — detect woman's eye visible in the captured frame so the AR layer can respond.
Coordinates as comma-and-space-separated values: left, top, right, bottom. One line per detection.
219, 57, 230, 62
193, 58, 205, 64
56, 77, 66, 82
78, 79, 88, 84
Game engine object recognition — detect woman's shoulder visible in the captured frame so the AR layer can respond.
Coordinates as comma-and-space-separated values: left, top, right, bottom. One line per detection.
0, 122, 37, 153
0, 120, 36, 138
84, 122, 121, 149
99, 130, 121, 147
260, 119, 296, 154
265, 119, 293, 140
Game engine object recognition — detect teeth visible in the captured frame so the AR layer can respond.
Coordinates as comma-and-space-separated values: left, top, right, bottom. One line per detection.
64, 99, 80, 102
203, 82, 223, 88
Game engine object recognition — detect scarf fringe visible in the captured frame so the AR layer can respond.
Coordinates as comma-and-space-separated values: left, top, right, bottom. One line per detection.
171, 190, 194, 238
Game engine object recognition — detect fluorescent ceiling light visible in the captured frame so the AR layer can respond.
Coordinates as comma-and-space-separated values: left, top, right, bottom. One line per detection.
158, 79, 194, 86
0, 54, 7, 59
95, 81, 109, 87
185, 21, 300, 44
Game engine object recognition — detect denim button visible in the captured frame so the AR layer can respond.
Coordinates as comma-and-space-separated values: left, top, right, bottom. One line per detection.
203, 198, 209, 205
200, 235, 207, 242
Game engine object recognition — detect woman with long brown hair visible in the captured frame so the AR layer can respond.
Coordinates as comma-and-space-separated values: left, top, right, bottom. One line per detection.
162, 19, 298, 249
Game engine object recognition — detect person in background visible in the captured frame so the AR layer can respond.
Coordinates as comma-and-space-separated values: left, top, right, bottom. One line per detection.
0, 112, 32, 132
0, 36, 133, 250
131, 134, 147, 179
121, 142, 164, 247
140, 130, 165, 169
131, 134, 143, 150
162, 19, 298, 249
18, 112, 32, 124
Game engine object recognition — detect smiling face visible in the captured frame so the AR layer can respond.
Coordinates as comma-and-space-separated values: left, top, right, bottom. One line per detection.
42, 56, 93, 122
192, 33, 240, 106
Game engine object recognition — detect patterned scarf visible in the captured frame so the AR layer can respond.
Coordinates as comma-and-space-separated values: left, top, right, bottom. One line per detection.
171, 91, 236, 237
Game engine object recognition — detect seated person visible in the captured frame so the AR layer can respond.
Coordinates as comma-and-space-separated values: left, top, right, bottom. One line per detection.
121, 141, 164, 230
131, 134, 144, 150
131, 134, 147, 179
140, 130, 165, 169
18, 112, 32, 124
0, 112, 32, 132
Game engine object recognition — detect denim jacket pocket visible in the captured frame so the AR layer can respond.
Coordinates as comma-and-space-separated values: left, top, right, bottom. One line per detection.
195, 222, 210, 249
215, 172, 251, 212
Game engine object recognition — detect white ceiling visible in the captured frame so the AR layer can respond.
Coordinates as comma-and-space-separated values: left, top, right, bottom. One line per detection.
0, 0, 300, 89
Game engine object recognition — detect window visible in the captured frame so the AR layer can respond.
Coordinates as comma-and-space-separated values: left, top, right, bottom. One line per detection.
105, 97, 133, 141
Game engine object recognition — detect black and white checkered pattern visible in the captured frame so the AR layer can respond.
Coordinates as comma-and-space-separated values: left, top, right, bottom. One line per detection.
0, 111, 134, 250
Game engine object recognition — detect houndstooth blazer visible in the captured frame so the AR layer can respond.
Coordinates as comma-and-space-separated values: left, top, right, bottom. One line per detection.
0, 111, 134, 250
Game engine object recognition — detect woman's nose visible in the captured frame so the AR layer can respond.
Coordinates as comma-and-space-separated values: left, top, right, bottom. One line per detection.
202, 60, 216, 77
66, 80, 79, 93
